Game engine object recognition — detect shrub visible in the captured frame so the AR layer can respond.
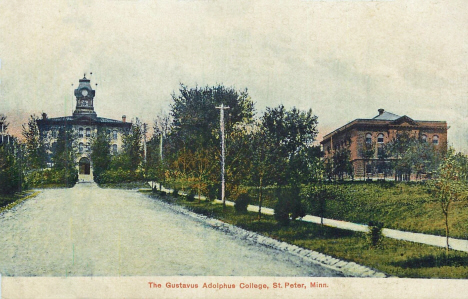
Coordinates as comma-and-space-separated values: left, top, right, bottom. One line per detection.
274, 197, 291, 226
186, 190, 196, 202
234, 193, 251, 213
25, 168, 78, 188
274, 185, 306, 226
367, 221, 384, 248
172, 188, 179, 196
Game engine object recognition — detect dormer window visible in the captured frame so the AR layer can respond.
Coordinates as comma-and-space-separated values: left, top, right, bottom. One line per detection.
433, 135, 439, 145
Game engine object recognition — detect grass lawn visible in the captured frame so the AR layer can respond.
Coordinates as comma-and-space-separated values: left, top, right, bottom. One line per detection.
0, 191, 40, 214
142, 190, 468, 279
246, 182, 468, 239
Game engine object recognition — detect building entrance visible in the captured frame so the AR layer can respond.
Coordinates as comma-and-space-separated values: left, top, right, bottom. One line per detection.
79, 157, 91, 175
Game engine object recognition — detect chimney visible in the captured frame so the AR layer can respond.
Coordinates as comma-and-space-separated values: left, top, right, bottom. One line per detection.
122, 115, 126, 122
378, 109, 384, 115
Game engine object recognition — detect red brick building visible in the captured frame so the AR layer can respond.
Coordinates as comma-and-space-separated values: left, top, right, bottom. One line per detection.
321, 109, 448, 179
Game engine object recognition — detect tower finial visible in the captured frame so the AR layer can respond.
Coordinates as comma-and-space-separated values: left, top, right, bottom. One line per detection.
83, 73, 86, 79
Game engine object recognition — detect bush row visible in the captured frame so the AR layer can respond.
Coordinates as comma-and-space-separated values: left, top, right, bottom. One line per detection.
94, 169, 145, 184
26, 168, 78, 188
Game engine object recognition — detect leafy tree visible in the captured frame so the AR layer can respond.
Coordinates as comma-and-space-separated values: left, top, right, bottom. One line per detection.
52, 126, 75, 170
377, 143, 391, 180
122, 119, 143, 171
168, 84, 254, 199
428, 149, 468, 254
191, 148, 217, 202
262, 105, 318, 158
225, 125, 253, 200
90, 129, 112, 179
332, 147, 353, 181
147, 114, 173, 189
170, 84, 254, 151
0, 114, 9, 137
249, 128, 278, 219
387, 132, 442, 181
0, 142, 22, 194
274, 184, 306, 226
360, 140, 375, 180
261, 105, 318, 185
303, 184, 338, 227
22, 115, 47, 170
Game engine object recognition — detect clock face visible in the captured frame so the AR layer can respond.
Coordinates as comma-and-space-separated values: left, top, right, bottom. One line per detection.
81, 89, 89, 96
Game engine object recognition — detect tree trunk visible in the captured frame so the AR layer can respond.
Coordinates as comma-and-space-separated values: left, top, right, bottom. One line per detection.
258, 177, 263, 220
445, 211, 450, 255
198, 185, 201, 203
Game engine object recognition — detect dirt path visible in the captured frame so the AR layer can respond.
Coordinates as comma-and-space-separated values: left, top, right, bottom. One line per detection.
0, 183, 341, 277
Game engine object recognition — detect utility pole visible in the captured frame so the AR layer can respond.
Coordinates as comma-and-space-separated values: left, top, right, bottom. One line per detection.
143, 123, 147, 164
216, 104, 229, 211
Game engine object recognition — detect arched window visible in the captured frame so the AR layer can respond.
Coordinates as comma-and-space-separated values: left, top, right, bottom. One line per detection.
86, 143, 90, 152
112, 144, 118, 153
113, 130, 118, 140
377, 133, 384, 144
433, 135, 439, 145
79, 127, 84, 138
365, 133, 372, 144
79, 142, 84, 153
86, 128, 91, 137
421, 134, 427, 143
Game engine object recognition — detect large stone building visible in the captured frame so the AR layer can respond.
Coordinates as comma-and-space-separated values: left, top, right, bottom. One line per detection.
321, 109, 448, 179
37, 76, 131, 175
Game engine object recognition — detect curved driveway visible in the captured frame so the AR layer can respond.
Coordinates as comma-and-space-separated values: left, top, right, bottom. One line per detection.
0, 183, 340, 277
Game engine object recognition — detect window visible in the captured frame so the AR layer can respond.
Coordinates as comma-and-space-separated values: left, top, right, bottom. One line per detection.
377, 133, 384, 144
365, 133, 372, 144
52, 130, 57, 138
421, 134, 427, 143
112, 144, 118, 154
79, 142, 84, 153
86, 143, 90, 152
86, 128, 91, 138
79, 127, 84, 138
433, 135, 439, 145
113, 130, 118, 140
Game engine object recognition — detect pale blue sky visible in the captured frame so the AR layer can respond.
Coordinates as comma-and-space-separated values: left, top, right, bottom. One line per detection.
0, 0, 467, 151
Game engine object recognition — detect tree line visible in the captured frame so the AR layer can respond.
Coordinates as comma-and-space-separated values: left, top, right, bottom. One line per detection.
2, 84, 468, 241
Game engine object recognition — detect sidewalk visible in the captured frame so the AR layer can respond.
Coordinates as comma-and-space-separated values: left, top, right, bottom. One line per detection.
150, 183, 468, 252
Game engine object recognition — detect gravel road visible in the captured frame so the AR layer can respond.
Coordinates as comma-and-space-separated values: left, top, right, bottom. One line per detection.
0, 182, 341, 277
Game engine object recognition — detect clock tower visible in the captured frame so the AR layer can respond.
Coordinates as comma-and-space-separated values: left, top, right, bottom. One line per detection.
73, 75, 97, 118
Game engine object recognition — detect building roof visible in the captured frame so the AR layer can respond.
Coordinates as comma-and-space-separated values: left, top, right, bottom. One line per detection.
321, 109, 447, 143
37, 115, 131, 128
372, 111, 400, 120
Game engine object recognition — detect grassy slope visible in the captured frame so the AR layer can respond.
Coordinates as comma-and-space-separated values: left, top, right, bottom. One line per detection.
143, 190, 468, 279
247, 182, 468, 239
0, 191, 40, 214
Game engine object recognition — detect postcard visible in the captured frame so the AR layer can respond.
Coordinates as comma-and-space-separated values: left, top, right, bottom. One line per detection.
0, 0, 467, 298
